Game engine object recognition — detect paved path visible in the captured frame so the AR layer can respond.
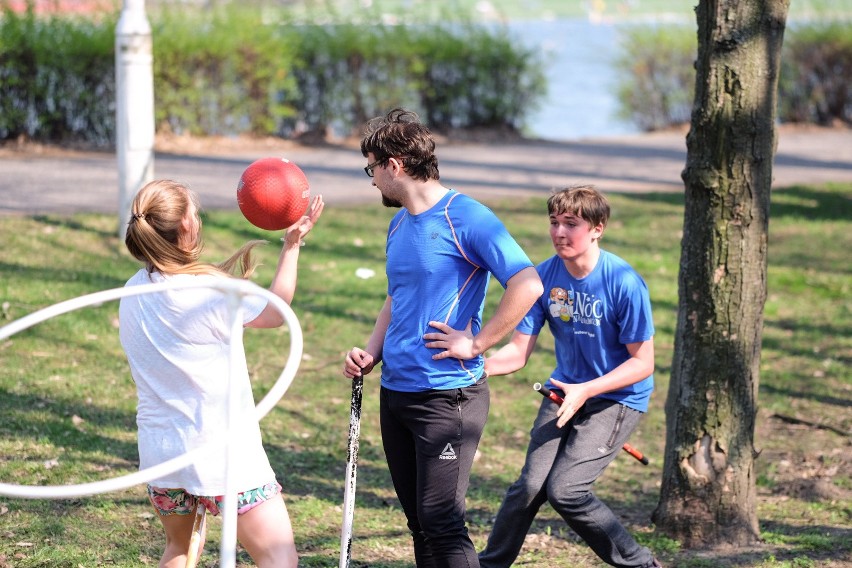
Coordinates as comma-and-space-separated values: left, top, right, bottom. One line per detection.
1, 127, 850, 216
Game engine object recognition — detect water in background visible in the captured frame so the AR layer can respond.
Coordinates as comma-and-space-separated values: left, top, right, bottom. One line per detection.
508, 18, 641, 141
511, 13, 838, 141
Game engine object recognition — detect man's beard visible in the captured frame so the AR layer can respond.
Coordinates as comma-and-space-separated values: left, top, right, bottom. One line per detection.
382, 195, 403, 208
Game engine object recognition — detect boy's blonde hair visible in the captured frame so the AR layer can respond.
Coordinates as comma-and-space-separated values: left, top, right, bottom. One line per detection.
125, 179, 264, 278
547, 184, 610, 229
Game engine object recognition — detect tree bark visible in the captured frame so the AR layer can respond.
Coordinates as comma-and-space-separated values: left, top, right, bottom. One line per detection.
652, 0, 789, 548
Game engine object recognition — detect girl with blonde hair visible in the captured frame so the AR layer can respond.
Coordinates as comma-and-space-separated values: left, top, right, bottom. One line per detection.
120, 179, 323, 568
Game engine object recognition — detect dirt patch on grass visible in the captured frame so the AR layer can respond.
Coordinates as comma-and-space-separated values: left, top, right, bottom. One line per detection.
654, 412, 852, 567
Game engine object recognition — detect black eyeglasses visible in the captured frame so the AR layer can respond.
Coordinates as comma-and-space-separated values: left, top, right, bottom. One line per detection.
364, 159, 382, 178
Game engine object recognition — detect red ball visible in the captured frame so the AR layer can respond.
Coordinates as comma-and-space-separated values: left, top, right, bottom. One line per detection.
236, 157, 311, 231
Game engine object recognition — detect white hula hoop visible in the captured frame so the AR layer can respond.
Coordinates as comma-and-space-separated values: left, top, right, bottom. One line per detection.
0, 278, 303, 568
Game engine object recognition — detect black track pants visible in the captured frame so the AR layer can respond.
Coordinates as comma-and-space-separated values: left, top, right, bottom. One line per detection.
380, 379, 489, 568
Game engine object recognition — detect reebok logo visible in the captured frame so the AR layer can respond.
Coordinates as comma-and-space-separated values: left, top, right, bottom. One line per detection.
439, 443, 457, 460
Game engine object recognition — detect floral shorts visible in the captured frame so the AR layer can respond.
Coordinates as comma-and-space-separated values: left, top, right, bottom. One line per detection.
147, 481, 282, 517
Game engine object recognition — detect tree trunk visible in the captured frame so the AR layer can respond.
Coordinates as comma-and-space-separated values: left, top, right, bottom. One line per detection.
652, 0, 789, 548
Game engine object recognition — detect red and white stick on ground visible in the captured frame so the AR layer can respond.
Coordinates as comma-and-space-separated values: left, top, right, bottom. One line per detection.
339, 376, 364, 568
533, 382, 649, 465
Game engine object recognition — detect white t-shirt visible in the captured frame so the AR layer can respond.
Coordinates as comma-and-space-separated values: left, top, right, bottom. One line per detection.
119, 270, 274, 495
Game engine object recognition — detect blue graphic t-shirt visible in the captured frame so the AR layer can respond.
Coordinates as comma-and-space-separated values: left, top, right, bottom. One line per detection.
382, 190, 534, 392
518, 250, 655, 412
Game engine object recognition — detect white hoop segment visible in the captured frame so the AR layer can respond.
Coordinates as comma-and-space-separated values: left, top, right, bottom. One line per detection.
0, 278, 303, 499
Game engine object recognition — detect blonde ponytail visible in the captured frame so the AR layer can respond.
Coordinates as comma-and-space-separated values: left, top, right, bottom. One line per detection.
125, 180, 265, 279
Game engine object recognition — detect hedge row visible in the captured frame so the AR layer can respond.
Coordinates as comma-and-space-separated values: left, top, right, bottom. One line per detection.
778, 22, 852, 125
0, 6, 116, 144
613, 21, 852, 131
0, 3, 545, 146
2, 3, 847, 146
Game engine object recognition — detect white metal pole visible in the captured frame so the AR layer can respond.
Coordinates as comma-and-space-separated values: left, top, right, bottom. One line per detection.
115, 0, 155, 238
220, 291, 243, 568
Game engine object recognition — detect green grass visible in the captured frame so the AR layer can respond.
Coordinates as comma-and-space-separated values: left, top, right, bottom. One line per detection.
1, 183, 850, 567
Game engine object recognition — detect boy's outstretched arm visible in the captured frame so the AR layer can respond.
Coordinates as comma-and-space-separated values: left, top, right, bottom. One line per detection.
483, 330, 538, 377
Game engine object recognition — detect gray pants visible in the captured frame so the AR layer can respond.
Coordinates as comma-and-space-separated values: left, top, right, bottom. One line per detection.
479, 396, 655, 568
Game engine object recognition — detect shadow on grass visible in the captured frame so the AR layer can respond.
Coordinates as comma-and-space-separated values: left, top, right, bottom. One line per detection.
658, 519, 852, 567
265, 432, 403, 510
760, 383, 851, 410
0, 387, 138, 466
0, 260, 128, 296
763, 317, 852, 358
618, 184, 851, 222
768, 184, 852, 222
31, 214, 117, 240
299, 555, 415, 568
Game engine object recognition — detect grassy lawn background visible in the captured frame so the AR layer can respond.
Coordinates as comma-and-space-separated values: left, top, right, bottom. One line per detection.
0, 182, 849, 567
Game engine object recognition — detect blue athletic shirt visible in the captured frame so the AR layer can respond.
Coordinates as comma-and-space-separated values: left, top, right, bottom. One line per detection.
518, 250, 655, 412
382, 190, 534, 392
